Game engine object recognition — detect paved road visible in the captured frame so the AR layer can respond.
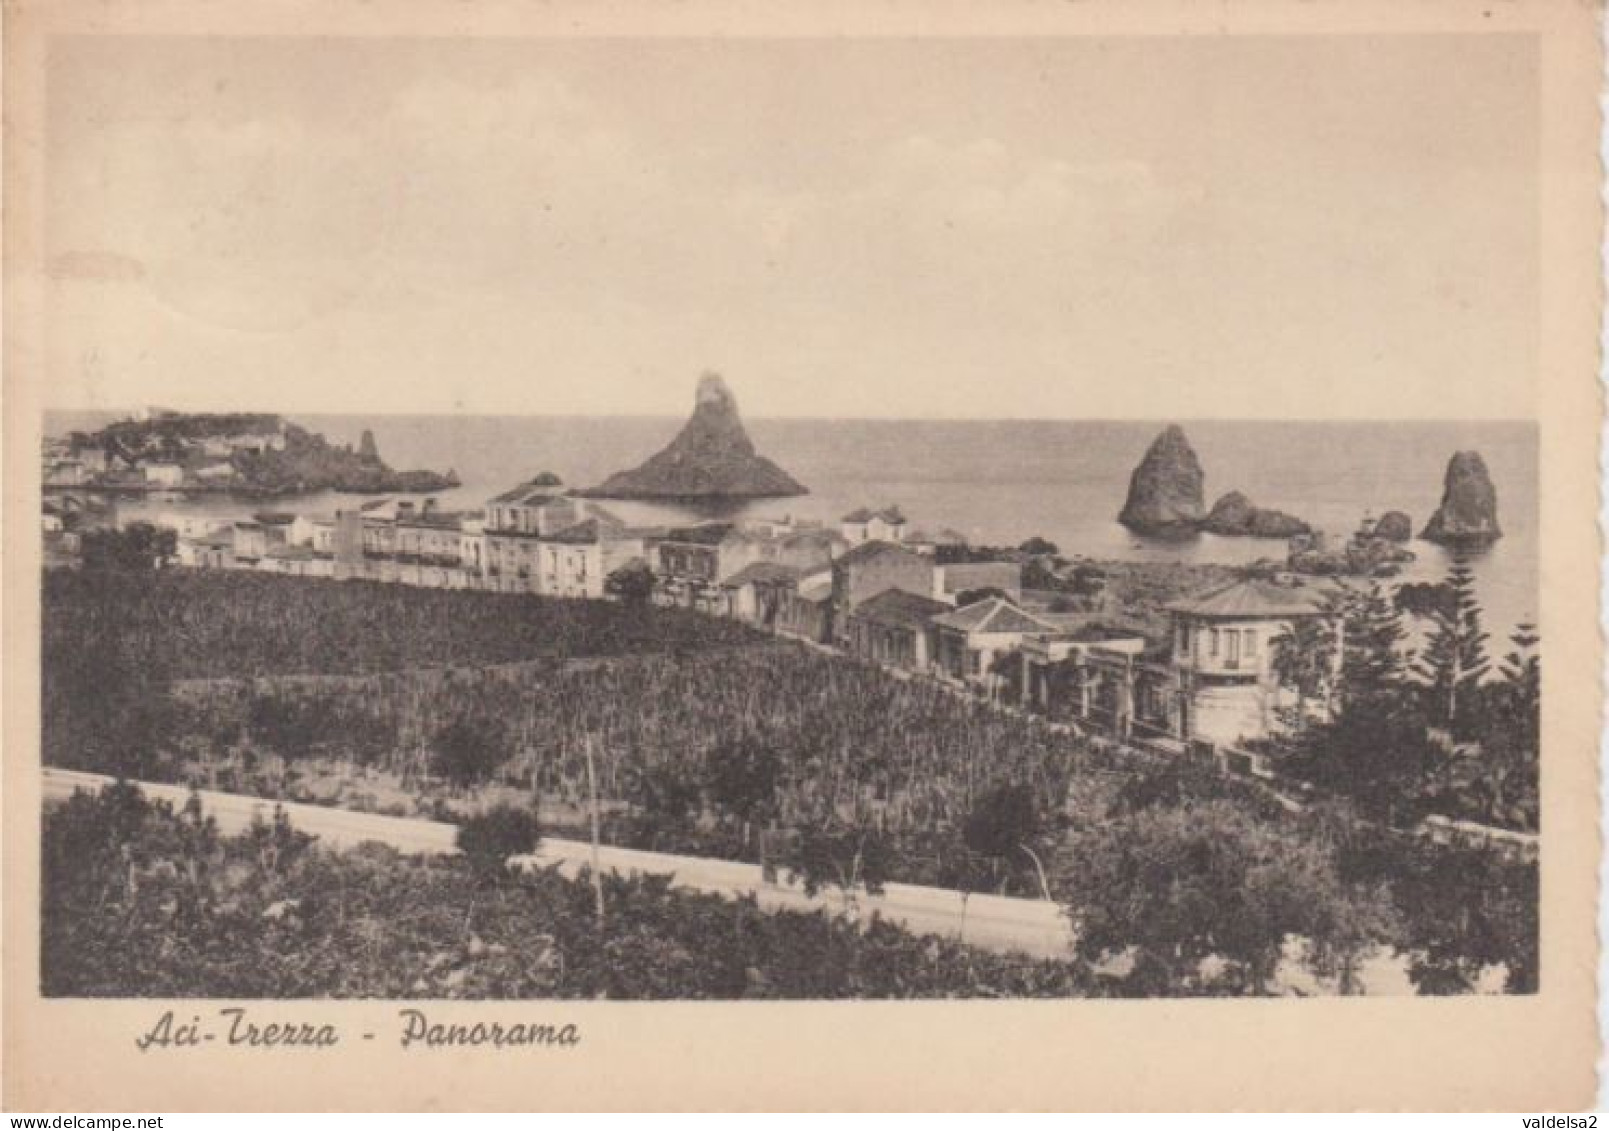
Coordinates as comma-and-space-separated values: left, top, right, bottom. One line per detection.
42, 768, 1073, 960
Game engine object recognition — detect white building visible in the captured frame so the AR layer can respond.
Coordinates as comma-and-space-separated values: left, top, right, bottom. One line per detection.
1164, 579, 1337, 748
840, 506, 907, 545
157, 512, 231, 540
143, 463, 185, 488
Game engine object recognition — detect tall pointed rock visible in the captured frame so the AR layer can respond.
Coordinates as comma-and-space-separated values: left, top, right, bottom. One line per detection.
1421, 451, 1502, 544
585, 372, 806, 500
1118, 424, 1206, 537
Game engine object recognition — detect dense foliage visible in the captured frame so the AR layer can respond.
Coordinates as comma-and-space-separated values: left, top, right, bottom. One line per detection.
134, 648, 1117, 858
43, 786, 1093, 1000
456, 805, 541, 879
1060, 797, 1399, 995
43, 569, 761, 681
1268, 566, 1540, 832
80, 523, 177, 572
40, 567, 1538, 996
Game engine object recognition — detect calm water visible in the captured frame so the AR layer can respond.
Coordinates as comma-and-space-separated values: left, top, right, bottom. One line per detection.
48, 413, 1538, 641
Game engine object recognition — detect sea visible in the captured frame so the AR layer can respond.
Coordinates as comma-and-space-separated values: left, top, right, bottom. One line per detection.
45, 413, 1538, 644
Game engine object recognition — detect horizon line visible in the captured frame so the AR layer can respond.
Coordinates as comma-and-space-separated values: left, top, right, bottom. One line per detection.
41, 406, 1539, 427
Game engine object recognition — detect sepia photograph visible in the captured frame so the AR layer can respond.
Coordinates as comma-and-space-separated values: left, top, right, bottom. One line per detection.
3, 0, 1602, 1113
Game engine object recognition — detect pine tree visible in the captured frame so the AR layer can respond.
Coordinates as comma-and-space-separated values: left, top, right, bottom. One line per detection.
1498, 623, 1541, 750
1472, 624, 1540, 829
1337, 583, 1409, 707
1412, 562, 1491, 741
1292, 583, 1428, 823
1271, 610, 1338, 733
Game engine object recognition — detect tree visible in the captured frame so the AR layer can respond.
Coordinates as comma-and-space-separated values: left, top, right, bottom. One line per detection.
1270, 613, 1338, 734
456, 805, 541, 881
781, 814, 895, 914
431, 715, 510, 791
604, 560, 656, 605
1337, 582, 1411, 705
81, 523, 177, 571
1018, 536, 1060, 557
704, 737, 778, 853
1060, 800, 1399, 995
961, 782, 1051, 898
1286, 584, 1431, 823
1411, 561, 1491, 741
1449, 624, 1540, 830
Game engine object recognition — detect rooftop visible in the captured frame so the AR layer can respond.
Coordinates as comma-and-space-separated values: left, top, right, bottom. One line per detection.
798, 577, 833, 603
720, 561, 804, 589
658, 522, 736, 546
489, 485, 563, 507
1165, 578, 1331, 619
938, 561, 1021, 590
841, 505, 906, 525
931, 596, 1057, 636
546, 518, 607, 544
851, 587, 951, 628
833, 539, 923, 569
906, 526, 969, 546
395, 512, 468, 530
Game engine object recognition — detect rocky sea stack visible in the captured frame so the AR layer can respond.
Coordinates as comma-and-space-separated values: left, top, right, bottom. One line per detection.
1117, 425, 1206, 537
584, 372, 806, 501
1421, 451, 1501, 545
1201, 491, 1311, 538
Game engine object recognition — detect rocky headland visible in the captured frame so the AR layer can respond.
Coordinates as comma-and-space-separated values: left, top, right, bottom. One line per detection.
69, 413, 459, 496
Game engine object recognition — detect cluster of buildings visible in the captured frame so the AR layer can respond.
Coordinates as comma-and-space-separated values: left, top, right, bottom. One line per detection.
815, 530, 1334, 756
43, 420, 287, 490
75, 469, 1334, 756
166, 472, 1332, 756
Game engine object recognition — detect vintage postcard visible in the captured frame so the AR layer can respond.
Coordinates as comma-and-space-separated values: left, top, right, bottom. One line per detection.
2, 0, 1602, 1113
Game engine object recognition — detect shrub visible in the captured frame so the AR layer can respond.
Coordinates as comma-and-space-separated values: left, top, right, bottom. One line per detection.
456, 805, 541, 879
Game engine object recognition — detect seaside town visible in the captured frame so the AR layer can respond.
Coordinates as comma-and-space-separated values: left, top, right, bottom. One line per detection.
40, 380, 1512, 775
40, 376, 1538, 1002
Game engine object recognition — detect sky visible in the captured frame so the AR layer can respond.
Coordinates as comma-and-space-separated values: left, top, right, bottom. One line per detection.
42, 35, 1538, 419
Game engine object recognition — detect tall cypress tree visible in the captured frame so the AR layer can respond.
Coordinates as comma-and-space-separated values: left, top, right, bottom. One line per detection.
1412, 561, 1491, 741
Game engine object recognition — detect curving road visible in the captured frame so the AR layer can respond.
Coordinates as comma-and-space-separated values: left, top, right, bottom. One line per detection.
42, 767, 1073, 960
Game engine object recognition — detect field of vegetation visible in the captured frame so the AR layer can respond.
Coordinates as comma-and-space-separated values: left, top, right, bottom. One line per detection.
43, 569, 761, 680
43, 785, 1092, 999
41, 565, 1538, 996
